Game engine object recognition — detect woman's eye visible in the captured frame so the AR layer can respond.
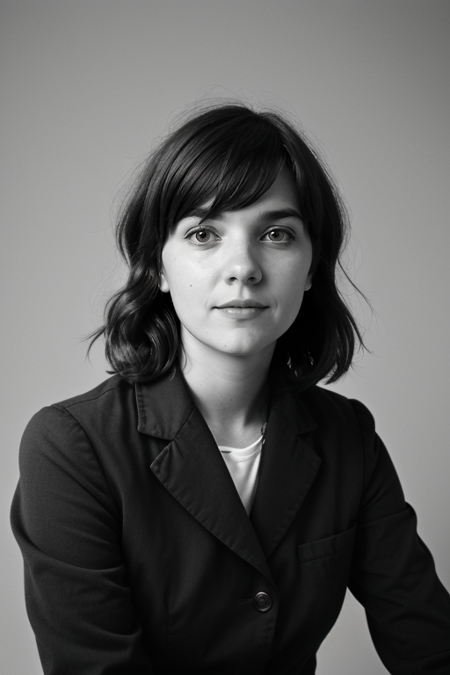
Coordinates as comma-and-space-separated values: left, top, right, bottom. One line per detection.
187, 229, 215, 244
263, 229, 293, 243
194, 230, 211, 243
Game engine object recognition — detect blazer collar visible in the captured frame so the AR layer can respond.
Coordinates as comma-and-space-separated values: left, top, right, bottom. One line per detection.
249, 371, 321, 559
135, 367, 320, 577
135, 367, 195, 440
135, 366, 318, 439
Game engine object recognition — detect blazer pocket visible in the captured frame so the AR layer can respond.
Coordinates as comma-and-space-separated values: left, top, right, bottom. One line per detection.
297, 524, 357, 564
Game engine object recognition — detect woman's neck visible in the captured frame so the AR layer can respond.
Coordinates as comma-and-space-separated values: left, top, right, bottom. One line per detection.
180, 338, 274, 447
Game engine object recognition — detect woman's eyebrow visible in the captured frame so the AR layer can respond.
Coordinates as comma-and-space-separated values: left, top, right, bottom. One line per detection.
256, 208, 303, 222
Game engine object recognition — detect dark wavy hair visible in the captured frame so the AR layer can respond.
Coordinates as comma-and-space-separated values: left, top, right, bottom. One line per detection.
89, 102, 366, 388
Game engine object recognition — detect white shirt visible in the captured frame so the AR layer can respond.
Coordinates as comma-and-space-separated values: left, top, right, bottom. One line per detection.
218, 435, 263, 514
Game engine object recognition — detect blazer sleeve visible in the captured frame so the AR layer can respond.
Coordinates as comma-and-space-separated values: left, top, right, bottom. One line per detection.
10, 405, 152, 675
348, 399, 450, 675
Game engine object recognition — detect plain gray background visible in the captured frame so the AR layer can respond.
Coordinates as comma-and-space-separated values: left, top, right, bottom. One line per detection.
2, 1, 449, 673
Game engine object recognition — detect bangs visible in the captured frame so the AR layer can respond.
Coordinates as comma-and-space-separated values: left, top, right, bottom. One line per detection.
163, 110, 288, 228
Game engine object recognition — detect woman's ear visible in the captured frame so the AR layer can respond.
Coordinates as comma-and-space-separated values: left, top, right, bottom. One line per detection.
159, 271, 170, 293
304, 274, 312, 291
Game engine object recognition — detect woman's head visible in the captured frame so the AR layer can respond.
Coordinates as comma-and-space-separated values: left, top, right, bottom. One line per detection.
91, 102, 364, 387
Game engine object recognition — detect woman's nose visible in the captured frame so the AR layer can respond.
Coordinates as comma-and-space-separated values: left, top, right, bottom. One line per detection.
223, 242, 262, 285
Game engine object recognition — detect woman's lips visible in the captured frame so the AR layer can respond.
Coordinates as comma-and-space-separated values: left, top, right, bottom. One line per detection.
215, 306, 267, 317
215, 300, 267, 308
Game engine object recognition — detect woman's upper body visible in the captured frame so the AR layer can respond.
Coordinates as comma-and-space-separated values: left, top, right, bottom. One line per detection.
11, 102, 450, 673
11, 365, 450, 674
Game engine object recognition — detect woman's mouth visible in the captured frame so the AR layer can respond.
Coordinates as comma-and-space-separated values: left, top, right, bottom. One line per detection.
214, 303, 268, 317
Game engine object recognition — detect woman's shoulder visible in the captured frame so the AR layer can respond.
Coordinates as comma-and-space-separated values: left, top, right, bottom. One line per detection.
283, 379, 375, 432
270, 368, 377, 438
54, 373, 133, 410
23, 374, 136, 441
305, 384, 373, 420
18, 375, 144, 485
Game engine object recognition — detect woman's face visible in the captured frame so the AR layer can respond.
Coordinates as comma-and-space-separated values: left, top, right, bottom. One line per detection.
160, 167, 313, 364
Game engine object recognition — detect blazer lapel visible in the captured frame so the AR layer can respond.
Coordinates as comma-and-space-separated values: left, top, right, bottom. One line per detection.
250, 370, 321, 560
135, 369, 273, 582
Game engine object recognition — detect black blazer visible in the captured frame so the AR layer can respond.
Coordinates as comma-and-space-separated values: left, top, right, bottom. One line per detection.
11, 367, 450, 674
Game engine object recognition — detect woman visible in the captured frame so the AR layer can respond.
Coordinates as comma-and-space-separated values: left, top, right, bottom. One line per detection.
11, 103, 450, 674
